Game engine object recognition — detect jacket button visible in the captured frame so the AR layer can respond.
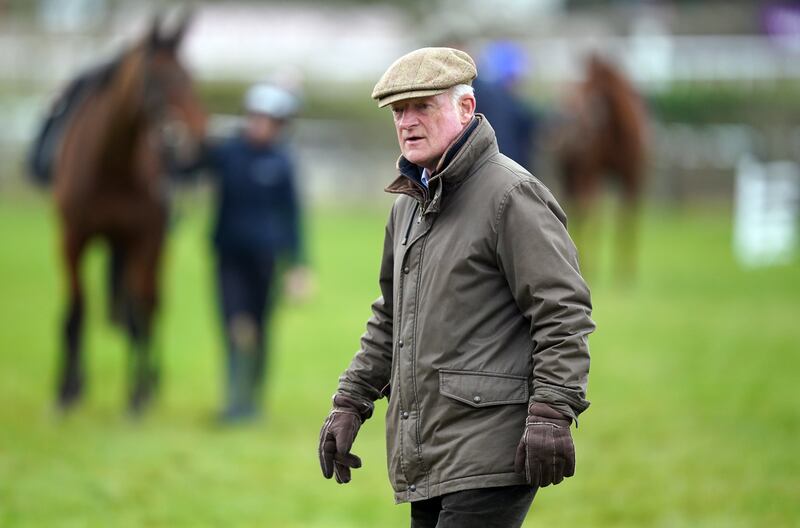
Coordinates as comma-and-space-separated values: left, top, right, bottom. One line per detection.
403, 266, 410, 274
409, 484, 416, 492
398, 340, 404, 348
473, 395, 482, 403
402, 411, 409, 419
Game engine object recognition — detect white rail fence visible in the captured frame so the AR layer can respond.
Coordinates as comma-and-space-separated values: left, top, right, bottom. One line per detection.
734, 156, 800, 267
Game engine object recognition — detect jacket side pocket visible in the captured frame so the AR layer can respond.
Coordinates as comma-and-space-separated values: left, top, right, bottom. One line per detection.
439, 369, 528, 408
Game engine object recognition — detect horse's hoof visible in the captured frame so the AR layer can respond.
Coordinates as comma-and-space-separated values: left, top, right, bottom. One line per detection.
149, 368, 161, 396
56, 397, 80, 413
128, 388, 151, 416
57, 377, 83, 411
128, 371, 158, 416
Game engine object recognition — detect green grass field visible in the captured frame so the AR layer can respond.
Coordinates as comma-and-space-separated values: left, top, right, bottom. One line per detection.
0, 190, 798, 527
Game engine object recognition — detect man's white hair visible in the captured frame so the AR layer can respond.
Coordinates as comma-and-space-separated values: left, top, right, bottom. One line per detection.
449, 84, 475, 109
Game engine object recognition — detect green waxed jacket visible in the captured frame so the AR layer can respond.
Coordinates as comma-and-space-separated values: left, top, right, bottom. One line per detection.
337, 115, 594, 504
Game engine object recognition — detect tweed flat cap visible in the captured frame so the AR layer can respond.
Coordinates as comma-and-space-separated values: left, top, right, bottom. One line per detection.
372, 47, 477, 108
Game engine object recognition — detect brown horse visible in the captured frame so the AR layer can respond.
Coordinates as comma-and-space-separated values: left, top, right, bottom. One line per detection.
52, 16, 206, 413
553, 53, 649, 281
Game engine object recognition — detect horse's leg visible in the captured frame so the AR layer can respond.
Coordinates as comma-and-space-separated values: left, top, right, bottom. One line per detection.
107, 238, 126, 327
564, 161, 601, 278
124, 228, 164, 415
58, 228, 87, 410
616, 165, 643, 283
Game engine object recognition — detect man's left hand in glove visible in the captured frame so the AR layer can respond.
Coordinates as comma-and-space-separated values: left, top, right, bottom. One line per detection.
318, 393, 373, 484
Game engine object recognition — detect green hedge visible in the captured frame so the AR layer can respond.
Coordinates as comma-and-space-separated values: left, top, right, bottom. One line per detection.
198, 80, 383, 121
200, 79, 800, 126
646, 81, 800, 125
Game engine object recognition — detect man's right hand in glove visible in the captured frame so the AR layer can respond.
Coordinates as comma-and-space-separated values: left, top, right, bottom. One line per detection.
318, 393, 373, 484
514, 401, 575, 487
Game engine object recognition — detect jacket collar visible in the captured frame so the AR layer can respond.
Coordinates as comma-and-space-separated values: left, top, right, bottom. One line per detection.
385, 114, 498, 213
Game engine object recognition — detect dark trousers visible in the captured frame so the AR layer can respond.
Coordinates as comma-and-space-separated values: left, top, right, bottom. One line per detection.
410, 485, 537, 528
216, 250, 275, 414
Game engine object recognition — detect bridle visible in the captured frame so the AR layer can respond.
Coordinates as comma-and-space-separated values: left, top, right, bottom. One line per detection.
140, 49, 201, 174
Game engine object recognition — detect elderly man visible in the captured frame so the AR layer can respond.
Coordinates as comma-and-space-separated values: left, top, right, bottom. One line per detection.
318, 48, 594, 527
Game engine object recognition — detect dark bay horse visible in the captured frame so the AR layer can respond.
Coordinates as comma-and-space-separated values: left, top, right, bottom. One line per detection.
51, 17, 206, 413
552, 53, 649, 281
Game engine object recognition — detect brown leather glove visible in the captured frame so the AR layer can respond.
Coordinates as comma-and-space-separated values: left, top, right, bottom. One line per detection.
514, 402, 575, 487
318, 393, 373, 484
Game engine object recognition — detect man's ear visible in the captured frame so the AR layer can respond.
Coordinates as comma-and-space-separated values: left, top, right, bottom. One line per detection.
459, 94, 476, 124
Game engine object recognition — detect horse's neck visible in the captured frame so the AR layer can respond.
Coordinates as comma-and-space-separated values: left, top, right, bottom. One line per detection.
571, 85, 608, 134
599, 78, 646, 144
94, 59, 152, 174
95, 91, 147, 169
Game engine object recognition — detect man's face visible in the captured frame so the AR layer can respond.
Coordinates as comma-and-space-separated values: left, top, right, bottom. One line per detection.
244, 113, 282, 145
391, 91, 474, 172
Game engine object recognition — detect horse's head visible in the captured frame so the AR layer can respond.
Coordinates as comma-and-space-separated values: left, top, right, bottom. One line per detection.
546, 54, 618, 160
146, 14, 208, 169
583, 53, 637, 101
586, 53, 610, 81
144, 14, 207, 139
111, 14, 207, 170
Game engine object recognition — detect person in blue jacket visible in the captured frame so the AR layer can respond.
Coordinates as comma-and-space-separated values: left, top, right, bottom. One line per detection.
206, 82, 310, 422
473, 41, 541, 172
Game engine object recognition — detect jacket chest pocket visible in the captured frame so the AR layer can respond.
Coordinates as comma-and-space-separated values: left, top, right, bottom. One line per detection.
438, 369, 528, 408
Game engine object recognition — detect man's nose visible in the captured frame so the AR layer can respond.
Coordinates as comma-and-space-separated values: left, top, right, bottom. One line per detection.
398, 109, 419, 129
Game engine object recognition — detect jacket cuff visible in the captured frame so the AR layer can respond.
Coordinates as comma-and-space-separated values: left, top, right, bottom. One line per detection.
337, 378, 383, 401
333, 388, 375, 421
531, 386, 590, 427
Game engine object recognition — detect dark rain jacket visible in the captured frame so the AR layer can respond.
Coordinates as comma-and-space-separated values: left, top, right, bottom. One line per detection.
337, 115, 593, 504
